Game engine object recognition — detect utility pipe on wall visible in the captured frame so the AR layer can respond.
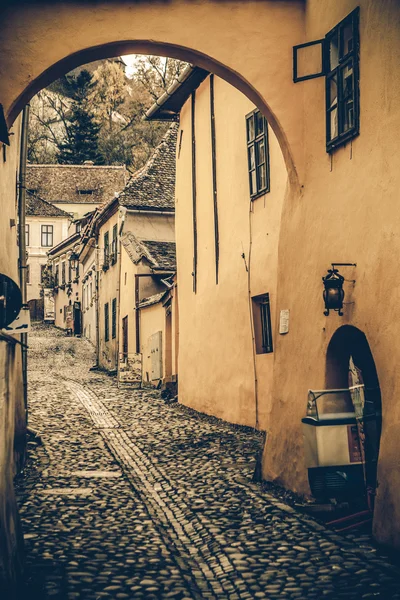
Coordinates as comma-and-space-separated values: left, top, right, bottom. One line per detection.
18, 104, 29, 421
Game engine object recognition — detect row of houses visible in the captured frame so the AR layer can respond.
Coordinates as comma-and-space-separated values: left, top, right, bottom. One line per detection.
45, 125, 178, 391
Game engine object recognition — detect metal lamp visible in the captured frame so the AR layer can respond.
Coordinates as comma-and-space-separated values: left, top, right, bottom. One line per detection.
69, 251, 79, 271
322, 268, 345, 316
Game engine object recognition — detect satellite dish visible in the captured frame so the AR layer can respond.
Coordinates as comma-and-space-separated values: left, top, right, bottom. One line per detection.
0, 274, 22, 328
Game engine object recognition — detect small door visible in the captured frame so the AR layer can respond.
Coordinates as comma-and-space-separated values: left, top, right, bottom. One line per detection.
150, 331, 163, 380
73, 301, 81, 335
122, 316, 128, 357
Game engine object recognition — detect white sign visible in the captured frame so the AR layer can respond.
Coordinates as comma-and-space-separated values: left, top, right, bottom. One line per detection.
279, 309, 290, 334
44, 289, 55, 322
2, 307, 31, 334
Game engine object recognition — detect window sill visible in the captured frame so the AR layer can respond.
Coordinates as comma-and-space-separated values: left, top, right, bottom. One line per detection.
251, 189, 270, 202
326, 129, 359, 153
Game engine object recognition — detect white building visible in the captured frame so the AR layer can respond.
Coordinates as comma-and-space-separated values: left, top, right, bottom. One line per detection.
26, 192, 71, 308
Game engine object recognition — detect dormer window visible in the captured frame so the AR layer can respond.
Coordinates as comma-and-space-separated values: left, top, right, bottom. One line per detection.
77, 190, 94, 195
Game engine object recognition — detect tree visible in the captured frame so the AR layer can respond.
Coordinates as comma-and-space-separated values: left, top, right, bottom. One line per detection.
132, 55, 187, 101
57, 70, 103, 165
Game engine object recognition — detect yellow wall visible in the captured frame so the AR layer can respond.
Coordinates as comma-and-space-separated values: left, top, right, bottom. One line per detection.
176, 76, 287, 429
98, 210, 120, 371
140, 302, 165, 384
81, 244, 97, 347
0, 115, 25, 594
264, 0, 400, 549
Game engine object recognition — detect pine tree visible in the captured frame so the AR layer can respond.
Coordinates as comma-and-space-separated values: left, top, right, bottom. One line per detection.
57, 70, 103, 164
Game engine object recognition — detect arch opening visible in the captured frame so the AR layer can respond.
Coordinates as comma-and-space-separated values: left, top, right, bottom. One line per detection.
7, 40, 297, 189
325, 326, 382, 510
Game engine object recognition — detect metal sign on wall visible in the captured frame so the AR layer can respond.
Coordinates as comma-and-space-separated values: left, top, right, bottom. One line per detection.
279, 309, 290, 334
2, 307, 31, 334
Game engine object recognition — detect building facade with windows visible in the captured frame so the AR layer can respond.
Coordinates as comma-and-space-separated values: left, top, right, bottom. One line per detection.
25, 192, 71, 304
148, 69, 288, 430
87, 126, 177, 374
47, 232, 81, 332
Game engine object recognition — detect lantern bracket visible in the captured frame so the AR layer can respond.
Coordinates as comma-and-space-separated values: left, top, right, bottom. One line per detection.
331, 263, 357, 284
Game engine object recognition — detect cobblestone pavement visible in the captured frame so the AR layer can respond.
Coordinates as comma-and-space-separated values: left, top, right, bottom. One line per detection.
15, 325, 400, 599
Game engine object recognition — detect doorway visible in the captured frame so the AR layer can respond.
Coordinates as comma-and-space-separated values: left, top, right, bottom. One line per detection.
326, 326, 382, 508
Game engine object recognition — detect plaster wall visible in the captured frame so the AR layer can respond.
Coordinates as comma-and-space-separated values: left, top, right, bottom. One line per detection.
140, 302, 165, 385
0, 0, 306, 188
26, 216, 69, 301
98, 211, 120, 371
53, 202, 98, 220
119, 249, 169, 362
0, 116, 25, 596
176, 76, 287, 429
81, 246, 97, 348
263, 0, 400, 548
125, 211, 175, 243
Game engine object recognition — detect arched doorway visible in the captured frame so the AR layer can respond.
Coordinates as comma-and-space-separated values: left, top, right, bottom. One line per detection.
326, 325, 382, 510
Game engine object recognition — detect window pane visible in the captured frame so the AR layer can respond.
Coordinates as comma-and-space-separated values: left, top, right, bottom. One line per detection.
341, 21, 353, 57
248, 146, 255, 170
329, 107, 338, 140
257, 164, 267, 191
246, 115, 255, 142
328, 74, 338, 108
255, 111, 264, 136
328, 31, 339, 70
342, 62, 354, 99
250, 170, 257, 196
256, 139, 265, 166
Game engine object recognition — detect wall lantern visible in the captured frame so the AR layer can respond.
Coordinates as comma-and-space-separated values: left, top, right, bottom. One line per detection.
69, 252, 79, 271
322, 263, 356, 316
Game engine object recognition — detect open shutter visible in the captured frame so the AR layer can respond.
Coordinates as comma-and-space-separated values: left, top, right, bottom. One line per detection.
293, 39, 326, 83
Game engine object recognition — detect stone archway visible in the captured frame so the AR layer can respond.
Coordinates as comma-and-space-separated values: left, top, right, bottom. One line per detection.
326, 325, 382, 507
0, 0, 306, 188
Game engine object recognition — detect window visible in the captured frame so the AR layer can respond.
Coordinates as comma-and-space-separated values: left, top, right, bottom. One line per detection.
68, 261, 72, 283
104, 302, 109, 342
25, 224, 29, 247
246, 109, 270, 199
252, 293, 273, 354
76, 222, 81, 233
40, 265, 46, 283
61, 261, 66, 285
26, 264, 30, 284
325, 9, 359, 151
54, 265, 59, 287
41, 224, 53, 247
112, 297, 117, 339
89, 282, 92, 302
111, 224, 118, 265
293, 8, 359, 152
77, 189, 94, 195
104, 231, 109, 268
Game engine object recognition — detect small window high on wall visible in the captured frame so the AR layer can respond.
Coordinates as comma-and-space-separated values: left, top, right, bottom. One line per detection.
246, 109, 270, 200
252, 293, 273, 354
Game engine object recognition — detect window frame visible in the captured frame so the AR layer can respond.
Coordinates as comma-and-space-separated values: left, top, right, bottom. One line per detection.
41, 224, 54, 247
111, 297, 117, 339
246, 109, 270, 200
25, 224, 29, 247
252, 293, 273, 355
325, 8, 360, 152
104, 231, 110, 268
104, 302, 109, 342
111, 223, 118, 265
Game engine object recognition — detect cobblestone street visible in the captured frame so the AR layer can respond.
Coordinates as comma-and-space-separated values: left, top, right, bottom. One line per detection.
15, 325, 400, 599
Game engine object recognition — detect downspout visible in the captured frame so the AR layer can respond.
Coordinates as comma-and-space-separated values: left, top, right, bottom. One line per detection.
18, 104, 30, 422
95, 240, 100, 367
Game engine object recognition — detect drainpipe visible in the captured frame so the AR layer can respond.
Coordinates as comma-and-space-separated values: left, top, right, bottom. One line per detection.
18, 104, 29, 422
95, 240, 100, 367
